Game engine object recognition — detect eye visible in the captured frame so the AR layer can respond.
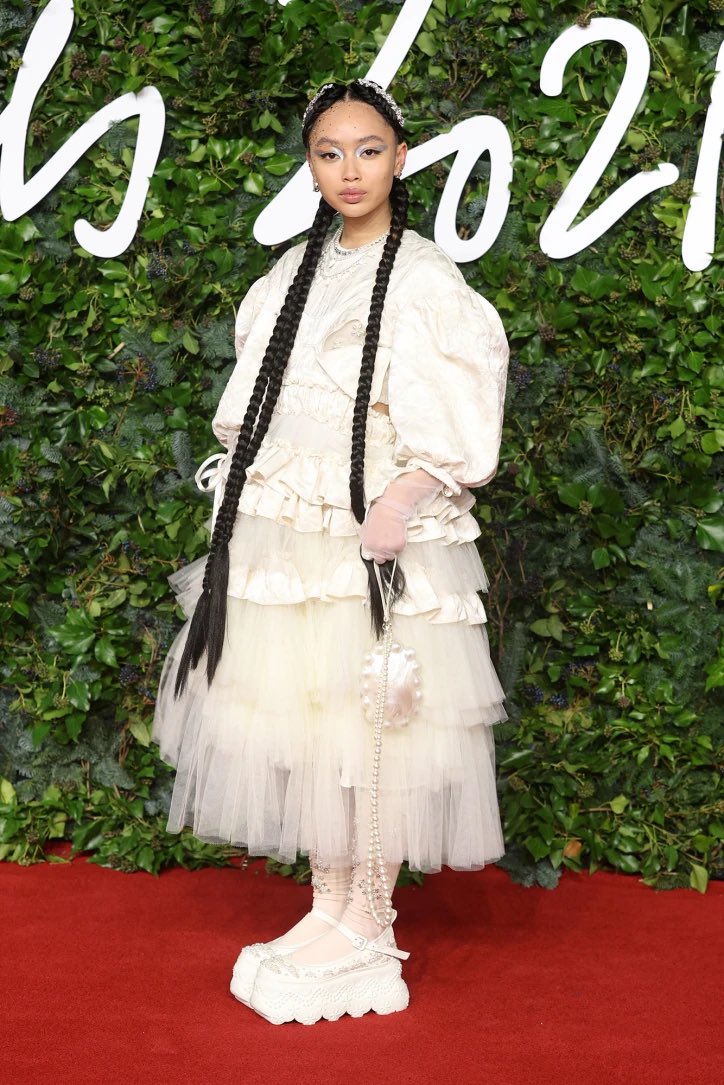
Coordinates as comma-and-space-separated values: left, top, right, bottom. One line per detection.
360, 148, 383, 157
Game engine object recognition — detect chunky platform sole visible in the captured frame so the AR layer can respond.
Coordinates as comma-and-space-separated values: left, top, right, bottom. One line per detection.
229, 950, 261, 1005
229, 908, 343, 1006
249, 957, 410, 1025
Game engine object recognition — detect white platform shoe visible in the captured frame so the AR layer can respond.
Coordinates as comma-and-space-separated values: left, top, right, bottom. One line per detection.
229, 907, 341, 1005
248, 913, 410, 1025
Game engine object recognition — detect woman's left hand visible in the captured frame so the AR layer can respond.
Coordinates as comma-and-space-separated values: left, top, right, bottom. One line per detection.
359, 468, 444, 563
359, 499, 407, 563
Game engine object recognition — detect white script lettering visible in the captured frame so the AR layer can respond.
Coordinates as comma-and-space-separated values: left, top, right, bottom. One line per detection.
0, 0, 165, 259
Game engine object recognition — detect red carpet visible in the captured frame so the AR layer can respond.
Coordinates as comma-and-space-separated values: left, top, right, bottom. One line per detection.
1, 850, 721, 1085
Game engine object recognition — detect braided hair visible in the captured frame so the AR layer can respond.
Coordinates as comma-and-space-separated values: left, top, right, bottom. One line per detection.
175, 81, 409, 698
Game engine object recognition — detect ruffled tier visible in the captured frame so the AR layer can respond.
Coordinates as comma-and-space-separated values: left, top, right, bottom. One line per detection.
239, 440, 482, 542
203, 397, 483, 543
170, 512, 491, 624
152, 590, 507, 872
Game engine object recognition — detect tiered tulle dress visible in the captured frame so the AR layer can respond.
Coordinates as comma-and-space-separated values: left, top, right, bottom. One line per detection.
152, 227, 510, 873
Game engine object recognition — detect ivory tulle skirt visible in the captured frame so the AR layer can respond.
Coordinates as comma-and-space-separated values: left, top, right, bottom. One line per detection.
152, 512, 507, 872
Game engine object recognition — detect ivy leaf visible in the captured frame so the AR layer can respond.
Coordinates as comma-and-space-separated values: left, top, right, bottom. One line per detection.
592, 547, 611, 569
67, 679, 91, 712
688, 863, 709, 894
94, 637, 118, 667
696, 516, 724, 552
129, 719, 152, 747
700, 430, 724, 455
416, 31, 438, 57
557, 482, 587, 508
524, 836, 550, 861
530, 616, 565, 641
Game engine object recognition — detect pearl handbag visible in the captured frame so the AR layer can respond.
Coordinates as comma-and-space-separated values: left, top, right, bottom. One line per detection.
360, 557, 422, 928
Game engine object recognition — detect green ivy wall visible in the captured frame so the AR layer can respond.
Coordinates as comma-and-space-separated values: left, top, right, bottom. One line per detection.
0, 0, 721, 891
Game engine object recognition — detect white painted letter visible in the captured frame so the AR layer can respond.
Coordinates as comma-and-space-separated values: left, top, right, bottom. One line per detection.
0, 0, 165, 258
539, 17, 678, 259
682, 41, 724, 272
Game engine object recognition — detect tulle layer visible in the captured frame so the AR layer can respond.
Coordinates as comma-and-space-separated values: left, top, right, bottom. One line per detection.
169, 512, 491, 623
152, 590, 507, 872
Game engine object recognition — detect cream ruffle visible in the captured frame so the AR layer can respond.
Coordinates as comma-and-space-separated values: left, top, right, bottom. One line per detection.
240, 441, 482, 543
170, 511, 490, 624
198, 385, 483, 545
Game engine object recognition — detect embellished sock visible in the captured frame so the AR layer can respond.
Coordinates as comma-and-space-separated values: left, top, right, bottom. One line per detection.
271, 854, 351, 948
288, 814, 402, 965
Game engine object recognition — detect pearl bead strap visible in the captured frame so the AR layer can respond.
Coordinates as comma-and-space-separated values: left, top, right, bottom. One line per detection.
365, 558, 398, 929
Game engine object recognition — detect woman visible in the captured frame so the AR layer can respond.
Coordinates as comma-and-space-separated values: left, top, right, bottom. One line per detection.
152, 79, 509, 1025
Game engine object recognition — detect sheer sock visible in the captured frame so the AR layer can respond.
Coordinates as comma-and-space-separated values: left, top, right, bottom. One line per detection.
289, 825, 402, 966
271, 855, 351, 948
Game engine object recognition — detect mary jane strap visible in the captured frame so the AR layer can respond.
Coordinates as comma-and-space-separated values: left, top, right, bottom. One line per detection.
335, 919, 410, 960
309, 906, 342, 928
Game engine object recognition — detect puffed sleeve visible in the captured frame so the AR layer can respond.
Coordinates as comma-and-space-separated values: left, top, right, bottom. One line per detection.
386, 283, 509, 497
211, 273, 271, 448
211, 244, 306, 447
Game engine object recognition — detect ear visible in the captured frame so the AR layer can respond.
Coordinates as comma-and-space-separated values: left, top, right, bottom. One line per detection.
394, 141, 407, 177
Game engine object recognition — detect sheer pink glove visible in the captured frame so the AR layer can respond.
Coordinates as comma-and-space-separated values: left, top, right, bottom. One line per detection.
359, 468, 444, 563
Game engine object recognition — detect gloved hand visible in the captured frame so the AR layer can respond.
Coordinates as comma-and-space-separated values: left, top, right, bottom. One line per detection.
359, 468, 444, 563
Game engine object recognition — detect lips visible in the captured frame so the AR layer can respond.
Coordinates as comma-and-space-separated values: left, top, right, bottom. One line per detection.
340, 189, 365, 202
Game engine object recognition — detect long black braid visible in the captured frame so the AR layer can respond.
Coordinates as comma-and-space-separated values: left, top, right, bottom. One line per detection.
175, 80, 408, 696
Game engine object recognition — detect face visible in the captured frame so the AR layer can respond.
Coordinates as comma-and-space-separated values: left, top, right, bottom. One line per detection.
306, 98, 406, 228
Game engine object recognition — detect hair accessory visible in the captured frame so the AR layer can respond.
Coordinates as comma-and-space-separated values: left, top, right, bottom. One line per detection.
302, 80, 405, 131
354, 79, 405, 128
302, 82, 336, 127
360, 556, 421, 927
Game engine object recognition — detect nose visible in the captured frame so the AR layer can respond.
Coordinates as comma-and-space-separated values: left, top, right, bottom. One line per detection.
342, 154, 360, 182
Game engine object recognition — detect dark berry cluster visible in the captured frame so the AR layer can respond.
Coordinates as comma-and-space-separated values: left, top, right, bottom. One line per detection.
119, 665, 139, 687
549, 693, 569, 709
522, 684, 545, 705
196, 0, 212, 21
147, 253, 169, 281
564, 659, 597, 677
33, 347, 62, 369
510, 360, 533, 390
141, 364, 159, 392
121, 539, 148, 573
0, 405, 19, 428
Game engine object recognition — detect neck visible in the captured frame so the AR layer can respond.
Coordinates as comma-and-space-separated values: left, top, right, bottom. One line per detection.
339, 202, 392, 248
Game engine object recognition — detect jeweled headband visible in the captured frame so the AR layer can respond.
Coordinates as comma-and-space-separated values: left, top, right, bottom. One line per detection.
302, 79, 405, 129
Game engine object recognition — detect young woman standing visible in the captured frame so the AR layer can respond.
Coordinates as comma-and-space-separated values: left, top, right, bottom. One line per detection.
152, 79, 509, 1025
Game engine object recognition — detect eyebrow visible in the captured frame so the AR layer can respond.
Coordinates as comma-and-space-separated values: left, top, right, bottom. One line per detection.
313, 135, 387, 146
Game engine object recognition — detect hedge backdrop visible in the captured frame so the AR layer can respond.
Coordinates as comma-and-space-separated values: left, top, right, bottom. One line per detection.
0, 0, 722, 892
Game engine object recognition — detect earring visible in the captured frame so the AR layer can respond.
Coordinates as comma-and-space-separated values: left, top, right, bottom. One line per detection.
312, 179, 320, 191
394, 172, 402, 180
